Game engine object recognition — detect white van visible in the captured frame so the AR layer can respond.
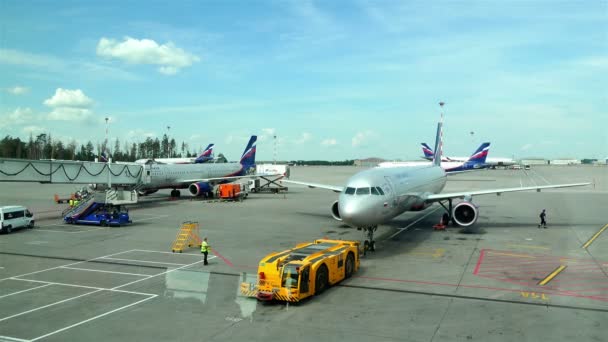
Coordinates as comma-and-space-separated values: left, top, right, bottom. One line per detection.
1, 206, 34, 234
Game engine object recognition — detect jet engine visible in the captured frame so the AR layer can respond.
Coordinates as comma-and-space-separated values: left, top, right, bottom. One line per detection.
452, 201, 478, 226
330, 200, 342, 221
137, 189, 158, 196
189, 182, 212, 196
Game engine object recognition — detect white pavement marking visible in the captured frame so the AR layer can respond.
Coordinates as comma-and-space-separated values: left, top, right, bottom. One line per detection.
0, 250, 136, 283
112, 256, 215, 291
133, 249, 202, 256
8, 278, 155, 297
100, 257, 187, 266
0, 289, 102, 323
29, 295, 157, 342
21, 256, 214, 342
530, 169, 551, 185
0, 335, 30, 342
35, 227, 105, 234
387, 207, 442, 239
0, 284, 52, 300
60, 266, 150, 277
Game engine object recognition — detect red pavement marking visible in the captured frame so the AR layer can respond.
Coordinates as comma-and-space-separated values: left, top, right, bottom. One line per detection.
473, 249, 486, 275
211, 248, 233, 268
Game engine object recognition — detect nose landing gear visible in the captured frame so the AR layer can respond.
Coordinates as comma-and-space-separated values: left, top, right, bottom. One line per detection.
360, 226, 378, 255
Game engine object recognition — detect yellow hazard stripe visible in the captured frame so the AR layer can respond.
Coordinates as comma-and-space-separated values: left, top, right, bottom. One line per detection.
538, 265, 567, 286
582, 223, 608, 249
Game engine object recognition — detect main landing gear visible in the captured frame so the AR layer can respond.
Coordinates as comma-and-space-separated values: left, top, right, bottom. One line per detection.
437, 199, 453, 225
170, 189, 181, 198
358, 226, 378, 255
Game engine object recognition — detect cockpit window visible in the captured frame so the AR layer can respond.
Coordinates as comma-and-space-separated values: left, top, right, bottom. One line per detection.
371, 187, 379, 195
356, 187, 370, 195
345, 187, 355, 195
376, 187, 385, 195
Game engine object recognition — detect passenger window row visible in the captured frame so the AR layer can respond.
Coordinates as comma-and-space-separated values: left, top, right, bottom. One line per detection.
344, 187, 384, 196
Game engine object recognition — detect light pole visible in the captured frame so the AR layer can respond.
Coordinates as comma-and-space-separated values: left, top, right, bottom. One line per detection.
166, 125, 171, 157
273, 135, 277, 165
105, 117, 111, 187
105, 117, 109, 156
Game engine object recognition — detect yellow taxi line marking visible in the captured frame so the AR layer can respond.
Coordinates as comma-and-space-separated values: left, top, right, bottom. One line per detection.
582, 223, 608, 249
490, 252, 535, 258
506, 244, 550, 250
538, 265, 567, 286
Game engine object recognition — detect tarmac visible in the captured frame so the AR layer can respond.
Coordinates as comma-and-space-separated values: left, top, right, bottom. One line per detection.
0, 164, 606, 342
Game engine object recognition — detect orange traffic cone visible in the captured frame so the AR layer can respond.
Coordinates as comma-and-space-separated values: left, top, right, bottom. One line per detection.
433, 215, 447, 230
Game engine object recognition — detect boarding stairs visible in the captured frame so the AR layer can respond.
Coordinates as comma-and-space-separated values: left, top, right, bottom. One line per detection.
171, 222, 202, 253
61, 195, 95, 218
61, 189, 138, 219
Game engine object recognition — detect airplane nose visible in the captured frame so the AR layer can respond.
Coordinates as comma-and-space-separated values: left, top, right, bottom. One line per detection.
339, 199, 373, 227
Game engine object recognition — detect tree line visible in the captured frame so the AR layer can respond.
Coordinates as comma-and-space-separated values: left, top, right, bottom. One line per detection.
0, 134, 197, 161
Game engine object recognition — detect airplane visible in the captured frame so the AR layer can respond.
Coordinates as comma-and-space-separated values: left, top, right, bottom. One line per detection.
422, 142, 516, 168
133, 136, 259, 198
283, 107, 589, 252
378, 142, 491, 172
135, 144, 215, 164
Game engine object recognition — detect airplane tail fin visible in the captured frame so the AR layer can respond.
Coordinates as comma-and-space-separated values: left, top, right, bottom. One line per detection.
466, 142, 490, 164
194, 144, 214, 163
99, 151, 108, 163
432, 114, 443, 167
240, 135, 257, 167
421, 143, 434, 160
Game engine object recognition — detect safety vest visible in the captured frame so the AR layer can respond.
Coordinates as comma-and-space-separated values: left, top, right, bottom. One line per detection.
201, 241, 210, 253
69, 199, 74, 207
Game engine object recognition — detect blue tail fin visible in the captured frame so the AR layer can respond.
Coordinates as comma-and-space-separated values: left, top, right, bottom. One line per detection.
194, 144, 214, 163
432, 116, 443, 167
99, 151, 108, 162
240, 135, 257, 167
466, 142, 490, 164
421, 143, 434, 160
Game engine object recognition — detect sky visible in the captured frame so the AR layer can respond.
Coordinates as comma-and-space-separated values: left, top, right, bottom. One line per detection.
0, 0, 606, 161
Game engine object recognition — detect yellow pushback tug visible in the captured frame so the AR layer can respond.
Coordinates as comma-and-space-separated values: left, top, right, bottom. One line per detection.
240, 239, 360, 302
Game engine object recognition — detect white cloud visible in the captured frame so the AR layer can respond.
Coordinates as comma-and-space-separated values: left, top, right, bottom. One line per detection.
321, 138, 337, 146
0, 48, 64, 68
22, 125, 46, 135
521, 143, 533, 151
127, 129, 156, 140
294, 132, 312, 144
259, 128, 276, 142
96, 37, 200, 75
44, 88, 93, 108
0, 107, 34, 128
352, 130, 375, 147
43, 88, 94, 121
5, 86, 29, 95
47, 108, 92, 121
189, 134, 201, 141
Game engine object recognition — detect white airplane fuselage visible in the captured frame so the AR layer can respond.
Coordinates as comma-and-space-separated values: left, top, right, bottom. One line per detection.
338, 165, 446, 227
141, 162, 246, 191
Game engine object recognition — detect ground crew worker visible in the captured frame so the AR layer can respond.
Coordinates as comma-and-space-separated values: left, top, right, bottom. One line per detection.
69, 199, 74, 207
538, 209, 547, 229
201, 237, 210, 265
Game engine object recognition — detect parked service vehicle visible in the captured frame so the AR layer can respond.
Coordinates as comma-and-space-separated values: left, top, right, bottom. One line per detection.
64, 203, 131, 227
1, 206, 34, 234
240, 239, 360, 302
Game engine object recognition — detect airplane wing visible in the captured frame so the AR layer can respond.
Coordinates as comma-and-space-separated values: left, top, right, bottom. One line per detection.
183, 173, 283, 183
282, 179, 343, 193
425, 182, 590, 202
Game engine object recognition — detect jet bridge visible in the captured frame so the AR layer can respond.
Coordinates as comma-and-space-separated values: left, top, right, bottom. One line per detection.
0, 158, 145, 185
